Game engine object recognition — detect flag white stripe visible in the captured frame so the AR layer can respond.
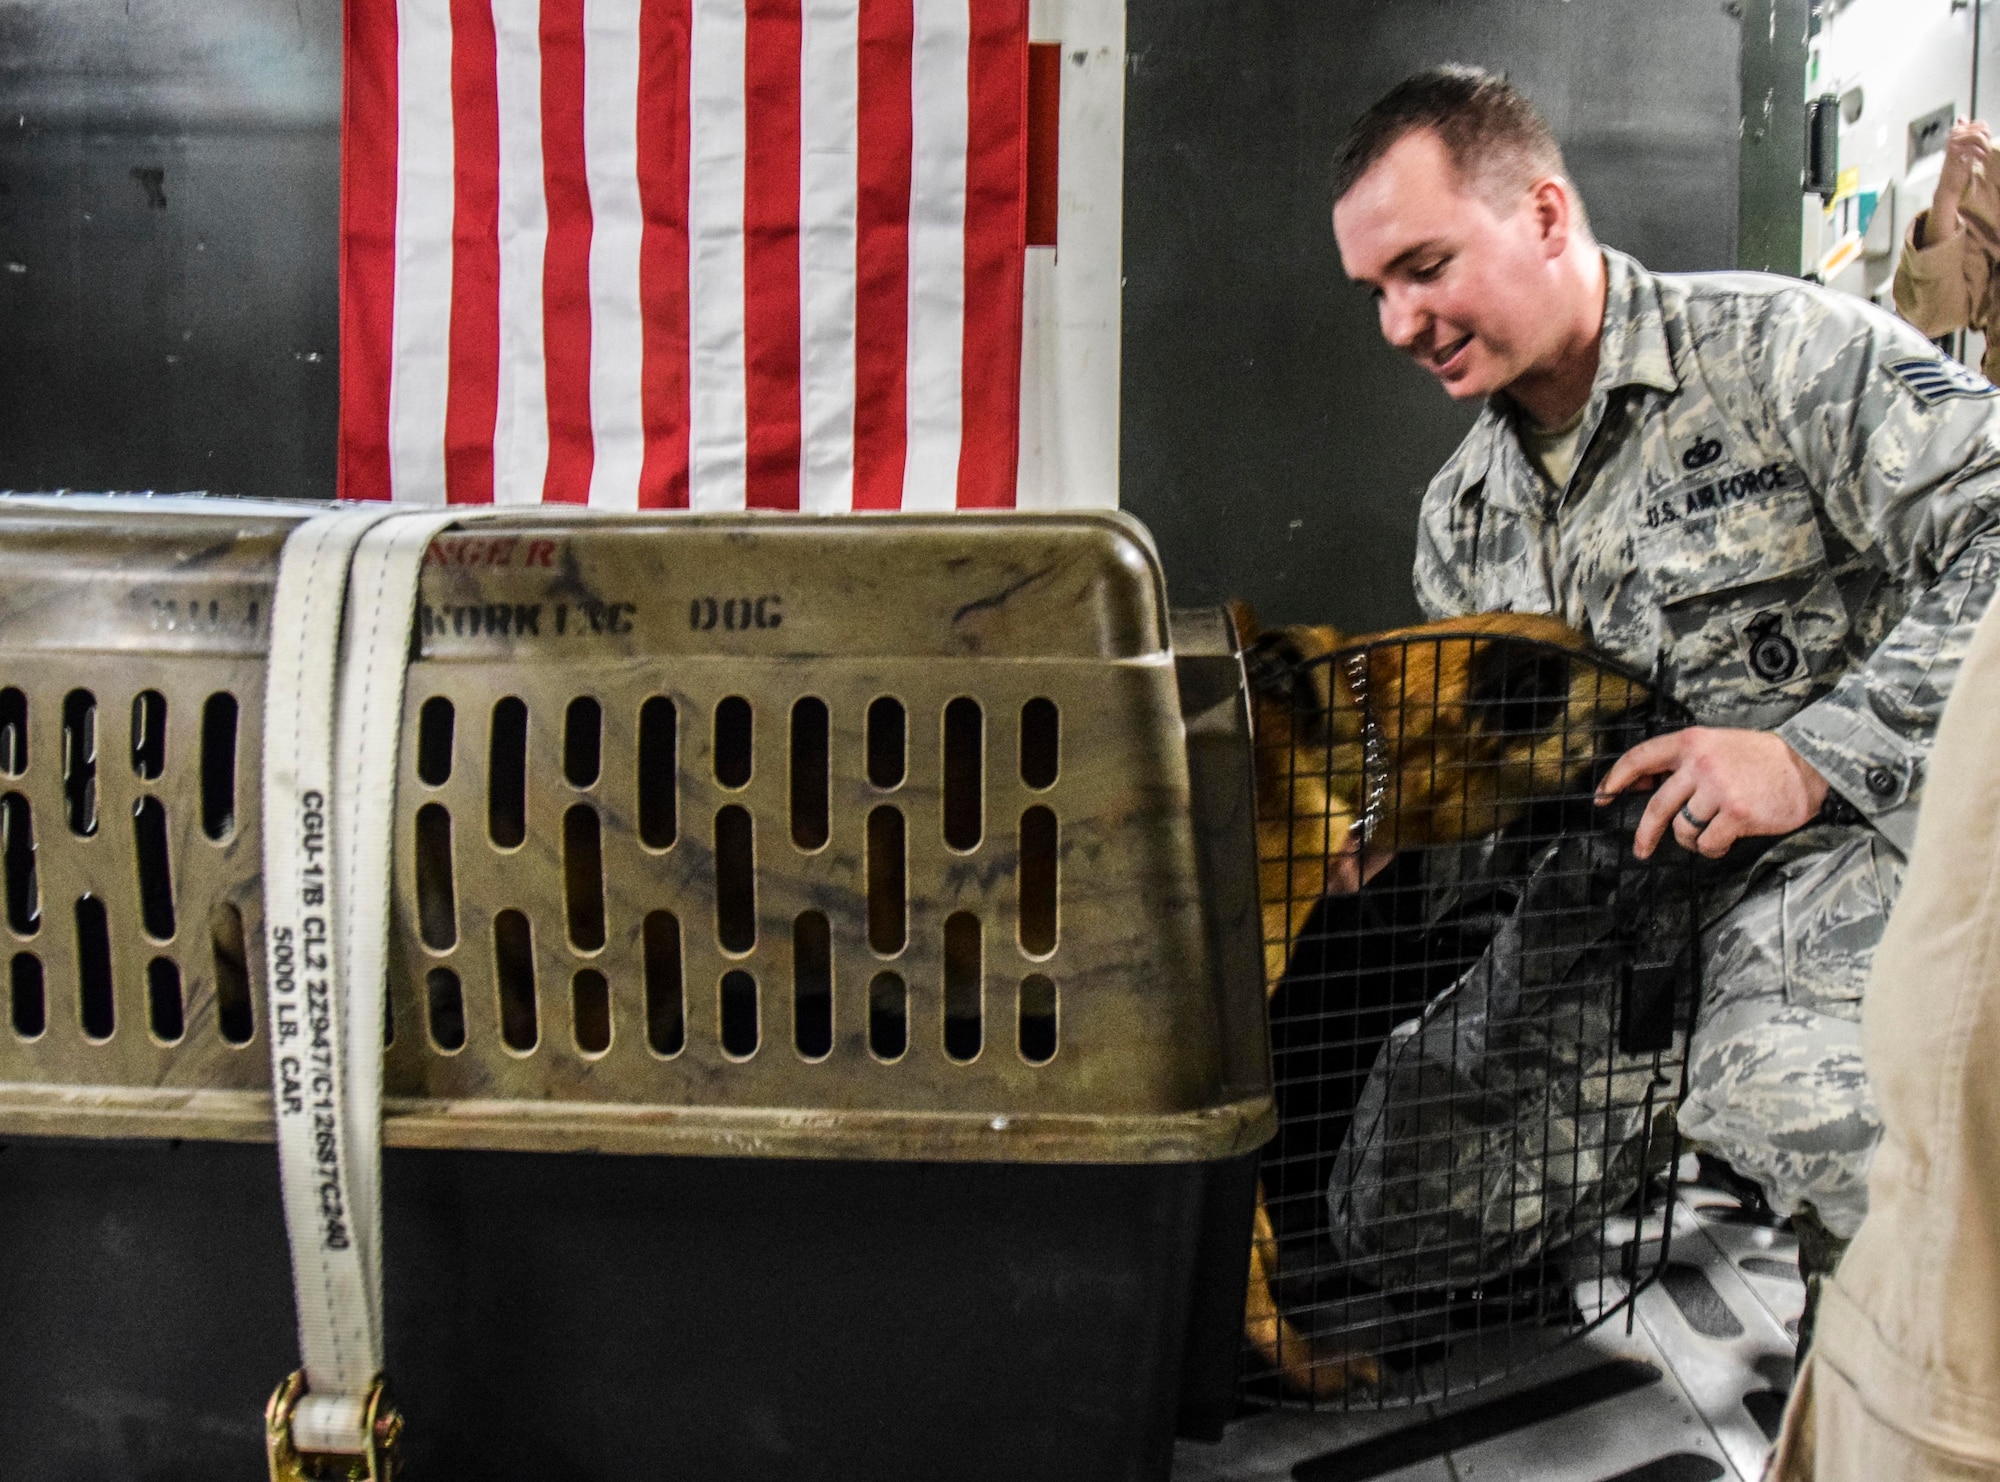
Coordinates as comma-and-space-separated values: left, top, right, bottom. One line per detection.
901, 0, 969, 512
387, 0, 458, 506
492, 0, 551, 506
799, 0, 860, 514
583, 0, 647, 509
688, 0, 750, 511
1018, 0, 1123, 511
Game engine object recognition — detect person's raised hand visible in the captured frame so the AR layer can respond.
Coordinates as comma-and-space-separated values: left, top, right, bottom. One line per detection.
1594, 727, 1831, 861
1931, 119, 1994, 243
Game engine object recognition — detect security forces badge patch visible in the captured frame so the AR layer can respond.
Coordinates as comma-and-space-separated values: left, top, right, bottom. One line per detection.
1740, 608, 1803, 686
1886, 355, 1999, 407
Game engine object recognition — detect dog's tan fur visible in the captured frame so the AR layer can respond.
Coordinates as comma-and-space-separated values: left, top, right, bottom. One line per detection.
1229, 604, 1648, 1398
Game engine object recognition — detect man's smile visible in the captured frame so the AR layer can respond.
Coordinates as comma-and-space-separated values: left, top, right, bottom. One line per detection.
1424, 332, 1474, 378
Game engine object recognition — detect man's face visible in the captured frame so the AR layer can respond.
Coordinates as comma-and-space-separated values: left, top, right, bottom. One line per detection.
1333, 129, 1568, 403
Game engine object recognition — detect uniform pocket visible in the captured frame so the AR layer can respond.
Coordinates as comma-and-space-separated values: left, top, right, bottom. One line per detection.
1643, 485, 1850, 726
1780, 832, 1892, 1020
1642, 474, 1827, 599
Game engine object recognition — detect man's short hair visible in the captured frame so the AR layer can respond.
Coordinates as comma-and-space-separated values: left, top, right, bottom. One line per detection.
1332, 65, 1580, 221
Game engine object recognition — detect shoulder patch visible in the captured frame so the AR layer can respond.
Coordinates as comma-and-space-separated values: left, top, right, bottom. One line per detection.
1885, 355, 1998, 406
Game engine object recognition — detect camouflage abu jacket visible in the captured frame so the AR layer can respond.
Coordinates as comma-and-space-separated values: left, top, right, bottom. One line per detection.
1415, 247, 2000, 860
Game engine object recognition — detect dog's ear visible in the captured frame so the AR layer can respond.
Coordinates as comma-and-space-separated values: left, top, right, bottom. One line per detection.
1225, 599, 1261, 649
1465, 637, 1575, 738
1244, 631, 1345, 746
1242, 630, 1309, 710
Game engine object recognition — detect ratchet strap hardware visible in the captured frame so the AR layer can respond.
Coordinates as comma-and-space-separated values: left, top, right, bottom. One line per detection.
265, 1370, 403, 1482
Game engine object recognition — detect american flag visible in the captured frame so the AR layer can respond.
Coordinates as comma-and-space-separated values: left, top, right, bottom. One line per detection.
340, 0, 1032, 510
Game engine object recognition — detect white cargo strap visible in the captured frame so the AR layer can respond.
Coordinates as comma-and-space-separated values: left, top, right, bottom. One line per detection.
261, 506, 494, 1460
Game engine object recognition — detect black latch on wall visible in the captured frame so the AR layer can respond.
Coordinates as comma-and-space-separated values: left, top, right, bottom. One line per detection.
1805, 92, 1841, 202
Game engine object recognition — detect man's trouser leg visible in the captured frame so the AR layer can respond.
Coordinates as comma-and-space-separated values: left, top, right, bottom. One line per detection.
1676, 862, 1882, 1241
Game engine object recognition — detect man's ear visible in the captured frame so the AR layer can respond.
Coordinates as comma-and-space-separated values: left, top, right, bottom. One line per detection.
1531, 176, 1571, 258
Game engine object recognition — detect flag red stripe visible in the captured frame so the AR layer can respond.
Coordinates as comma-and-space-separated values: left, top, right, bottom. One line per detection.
853, 0, 913, 511
1024, 42, 1059, 248
743, 0, 804, 510
956, 0, 1025, 509
636, 0, 694, 509
539, 0, 595, 504
445, 0, 502, 505
338, 0, 400, 502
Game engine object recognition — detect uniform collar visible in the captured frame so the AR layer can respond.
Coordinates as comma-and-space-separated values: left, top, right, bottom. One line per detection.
1480, 246, 1678, 429
1448, 248, 1677, 516
1452, 247, 1678, 516
1592, 247, 1679, 398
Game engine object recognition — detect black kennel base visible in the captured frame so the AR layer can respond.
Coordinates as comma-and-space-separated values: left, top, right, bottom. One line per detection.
0, 1136, 1256, 1482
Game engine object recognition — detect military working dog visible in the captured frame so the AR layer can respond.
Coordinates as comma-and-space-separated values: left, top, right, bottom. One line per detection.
1229, 605, 1649, 1398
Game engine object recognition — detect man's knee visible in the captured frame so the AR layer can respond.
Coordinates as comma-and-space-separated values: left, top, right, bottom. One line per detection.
1680, 999, 1881, 1234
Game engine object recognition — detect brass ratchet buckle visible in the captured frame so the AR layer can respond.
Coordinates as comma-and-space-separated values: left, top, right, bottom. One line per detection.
265, 1371, 403, 1482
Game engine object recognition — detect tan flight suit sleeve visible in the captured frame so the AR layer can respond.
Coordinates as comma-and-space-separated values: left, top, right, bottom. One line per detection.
1768, 580, 2000, 1479
1892, 209, 1993, 340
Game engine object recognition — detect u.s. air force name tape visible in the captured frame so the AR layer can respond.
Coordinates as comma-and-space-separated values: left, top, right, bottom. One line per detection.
262, 506, 501, 1455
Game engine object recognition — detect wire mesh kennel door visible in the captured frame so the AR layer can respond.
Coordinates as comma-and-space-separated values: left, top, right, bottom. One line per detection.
1244, 627, 1700, 1410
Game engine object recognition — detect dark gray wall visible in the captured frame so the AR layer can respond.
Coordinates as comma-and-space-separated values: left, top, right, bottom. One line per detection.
1122, 0, 1745, 633
0, 0, 341, 500
1738, 0, 1810, 275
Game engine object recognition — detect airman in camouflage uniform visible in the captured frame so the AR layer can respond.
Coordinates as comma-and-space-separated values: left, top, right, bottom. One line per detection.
1413, 245, 2000, 1239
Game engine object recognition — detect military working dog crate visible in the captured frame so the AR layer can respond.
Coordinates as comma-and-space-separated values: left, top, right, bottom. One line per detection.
0, 498, 1274, 1481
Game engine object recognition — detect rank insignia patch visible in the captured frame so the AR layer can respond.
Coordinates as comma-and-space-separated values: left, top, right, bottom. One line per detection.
1886, 356, 1998, 406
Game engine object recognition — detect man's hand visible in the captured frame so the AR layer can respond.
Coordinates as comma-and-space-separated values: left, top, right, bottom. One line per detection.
1325, 839, 1399, 896
1928, 119, 1993, 246
1594, 727, 1831, 860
